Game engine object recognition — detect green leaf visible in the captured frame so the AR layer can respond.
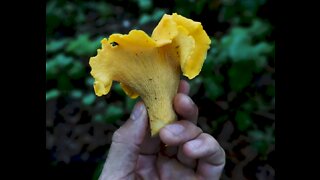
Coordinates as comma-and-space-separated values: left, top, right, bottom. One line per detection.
82, 93, 96, 106
254, 56, 267, 72
228, 62, 254, 92
75, 10, 86, 24
46, 1, 61, 34
46, 89, 60, 101
211, 115, 228, 130
204, 76, 224, 101
242, 100, 256, 112
93, 2, 113, 17
138, 9, 166, 25
253, 42, 273, 57
202, 41, 217, 74
138, 14, 152, 25
70, 90, 83, 99
68, 61, 85, 79
53, 54, 73, 67
57, 74, 72, 91
249, 129, 264, 140
215, 36, 231, 64
46, 1, 57, 15
248, 19, 270, 38
92, 162, 105, 180
96, 100, 108, 110
137, 0, 152, 11
219, 6, 236, 22
228, 28, 252, 62
56, 54, 73, 67
240, 0, 260, 15
46, 60, 59, 79
66, 34, 101, 56
252, 140, 269, 155
104, 105, 124, 123
152, 9, 166, 20
266, 85, 275, 97
93, 114, 104, 123
235, 111, 252, 131
85, 77, 94, 87
189, 76, 203, 96
248, 127, 275, 155
113, 83, 126, 96
216, 23, 273, 64
125, 96, 137, 112
195, 0, 207, 14
46, 39, 69, 53
46, 54, 74, 79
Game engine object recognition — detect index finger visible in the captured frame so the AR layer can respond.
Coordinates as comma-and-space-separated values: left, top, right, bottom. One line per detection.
174, 93, 198, 124
178, 79, 190, 95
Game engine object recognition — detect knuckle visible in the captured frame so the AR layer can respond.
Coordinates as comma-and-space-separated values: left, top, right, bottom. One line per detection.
181, 120, 202, 134
201, 133, 220, 151
202, 133, 225, 164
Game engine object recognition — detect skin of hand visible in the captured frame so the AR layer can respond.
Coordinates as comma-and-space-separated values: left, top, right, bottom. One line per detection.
99, 80, 225, 180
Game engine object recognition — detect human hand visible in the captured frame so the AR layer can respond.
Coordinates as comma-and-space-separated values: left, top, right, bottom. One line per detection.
99, 80, 225, 180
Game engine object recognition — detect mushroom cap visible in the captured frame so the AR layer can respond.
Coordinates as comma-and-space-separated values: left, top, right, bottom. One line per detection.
89, 13, 211, 135
152, 13, 211, 79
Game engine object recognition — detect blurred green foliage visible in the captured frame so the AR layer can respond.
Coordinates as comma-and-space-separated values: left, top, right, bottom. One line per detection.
46, 0, 274, 179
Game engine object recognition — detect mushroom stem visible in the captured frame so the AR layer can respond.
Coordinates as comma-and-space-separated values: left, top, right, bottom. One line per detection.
140, 67, 180, 136
145, 92, 178, 136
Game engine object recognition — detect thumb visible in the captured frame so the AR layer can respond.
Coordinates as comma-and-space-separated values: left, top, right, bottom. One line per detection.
99, 102, 148, 180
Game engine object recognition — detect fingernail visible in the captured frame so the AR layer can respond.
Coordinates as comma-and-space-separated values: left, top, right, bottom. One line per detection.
188, 139, 202, 149
130, 103, 145, 120
165, 124, 184, 136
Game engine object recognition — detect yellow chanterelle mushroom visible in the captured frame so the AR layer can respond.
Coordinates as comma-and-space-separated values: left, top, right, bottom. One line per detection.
89, 13, 211, 136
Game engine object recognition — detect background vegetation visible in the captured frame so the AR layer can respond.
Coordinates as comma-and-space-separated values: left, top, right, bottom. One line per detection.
46, 0, 274, 179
